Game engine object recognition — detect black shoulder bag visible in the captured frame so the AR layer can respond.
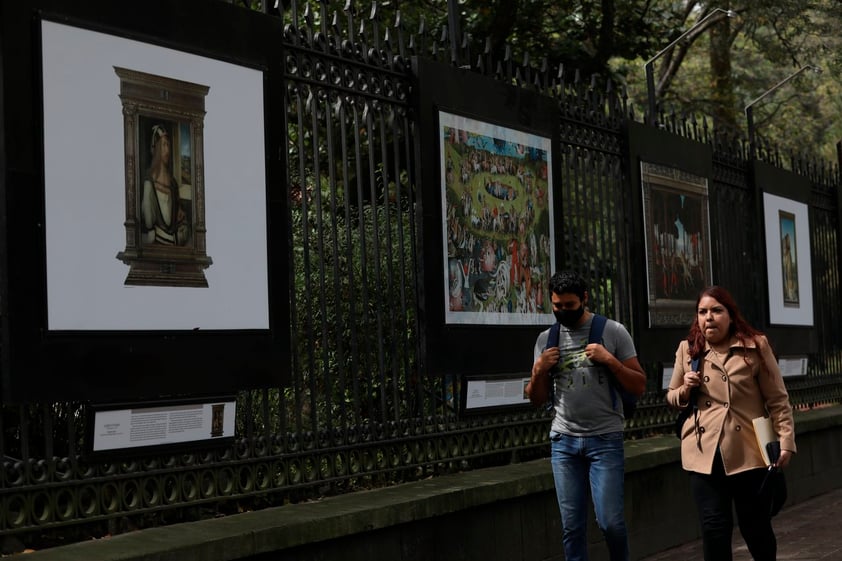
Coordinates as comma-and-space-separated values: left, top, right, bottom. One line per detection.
759, 441, 788, 517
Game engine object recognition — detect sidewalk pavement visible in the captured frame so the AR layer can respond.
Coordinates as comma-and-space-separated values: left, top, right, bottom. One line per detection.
639, 487, 842, 561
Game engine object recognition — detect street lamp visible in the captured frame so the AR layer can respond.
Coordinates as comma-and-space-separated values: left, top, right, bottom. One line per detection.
745, 65, 822, 156
644, 8, 736, 126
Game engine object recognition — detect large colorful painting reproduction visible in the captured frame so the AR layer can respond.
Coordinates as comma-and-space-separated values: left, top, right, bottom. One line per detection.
439, 111, 555, 325
640, 162, 713, 327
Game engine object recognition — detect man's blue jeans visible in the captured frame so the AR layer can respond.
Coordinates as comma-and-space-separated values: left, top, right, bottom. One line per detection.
550, 431, 629, 561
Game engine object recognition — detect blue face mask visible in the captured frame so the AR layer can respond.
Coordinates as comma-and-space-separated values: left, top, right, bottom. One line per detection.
554, 305, 585, 328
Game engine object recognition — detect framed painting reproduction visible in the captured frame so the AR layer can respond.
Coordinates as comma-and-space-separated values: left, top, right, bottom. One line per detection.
763, 192, 813, 326
113, 67, 213, 288
439, 111, 556, 326
40, 20, 267, 330
0, 0, 289, 403
413, 57, 561, 378
640, 161, 713, 327
623, 121, 714, 361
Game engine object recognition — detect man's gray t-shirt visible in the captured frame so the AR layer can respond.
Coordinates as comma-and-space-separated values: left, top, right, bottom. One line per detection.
533, 315, 637, 436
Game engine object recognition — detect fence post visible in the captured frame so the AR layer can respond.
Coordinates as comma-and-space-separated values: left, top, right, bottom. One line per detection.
446, 0, 461, 65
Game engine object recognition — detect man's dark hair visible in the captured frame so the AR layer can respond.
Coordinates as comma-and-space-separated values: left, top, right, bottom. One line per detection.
549, 271, 588, 299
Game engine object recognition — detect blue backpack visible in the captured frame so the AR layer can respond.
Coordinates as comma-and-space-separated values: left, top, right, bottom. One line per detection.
545, 314, 638, 420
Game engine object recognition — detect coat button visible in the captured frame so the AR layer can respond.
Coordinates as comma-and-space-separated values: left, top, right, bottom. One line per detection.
699, 426, 705, 433
704, 376, 710, 382
724, 403, 729, 408
736, 425, 741, 431
721, 374, 727, 381
705, 401, 711, 407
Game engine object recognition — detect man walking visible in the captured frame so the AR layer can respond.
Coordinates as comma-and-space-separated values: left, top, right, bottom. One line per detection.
526, 271, 646, 561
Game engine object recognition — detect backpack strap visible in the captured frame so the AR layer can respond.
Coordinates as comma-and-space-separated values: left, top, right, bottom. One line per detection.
544, 314, 612, 411
591, 314, 624, 412
588, 313, 607, 344
542, 322, 561, 411
545, 322, 561, 351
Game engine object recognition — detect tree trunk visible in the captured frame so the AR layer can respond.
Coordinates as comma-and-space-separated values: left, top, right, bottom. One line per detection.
709, 8, 736, 131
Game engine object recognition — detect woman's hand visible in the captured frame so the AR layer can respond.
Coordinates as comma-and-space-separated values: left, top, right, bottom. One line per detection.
776, 449, 793, 469
681, 370, 701, 401
683, 370, 701, 388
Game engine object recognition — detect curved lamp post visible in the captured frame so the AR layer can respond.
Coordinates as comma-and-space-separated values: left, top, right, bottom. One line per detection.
644, 8, 736, 126
745, 64, 822, 157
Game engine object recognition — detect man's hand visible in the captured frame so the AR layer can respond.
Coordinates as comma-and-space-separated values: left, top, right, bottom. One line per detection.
527, 348, 559, 407
584, 343, 611, 364
586, 343, 647, 397
534, 347, 560, 373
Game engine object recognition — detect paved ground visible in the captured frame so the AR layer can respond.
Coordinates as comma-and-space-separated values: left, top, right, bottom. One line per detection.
640, 487, 842, 561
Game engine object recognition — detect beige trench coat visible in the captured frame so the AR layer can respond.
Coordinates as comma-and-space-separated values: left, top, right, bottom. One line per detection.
667, 336, 796, 475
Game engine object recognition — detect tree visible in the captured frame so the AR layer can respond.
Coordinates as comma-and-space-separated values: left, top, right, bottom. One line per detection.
611, 0, 842, 159
271, 0, 842, 159
709, 3, 737, 130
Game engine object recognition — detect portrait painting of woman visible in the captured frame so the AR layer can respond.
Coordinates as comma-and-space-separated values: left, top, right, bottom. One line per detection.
114, 66, 212, 288
779, 212, 799, 306
141, 123, 192, 247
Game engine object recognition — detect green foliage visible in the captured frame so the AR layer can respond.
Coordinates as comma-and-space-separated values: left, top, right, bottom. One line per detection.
287, 168, 420, 427
610, 1, 842, 160
273, 0, 842, 160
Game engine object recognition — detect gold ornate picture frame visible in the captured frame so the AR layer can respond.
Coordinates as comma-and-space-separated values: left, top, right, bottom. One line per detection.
115, 67, 212, 287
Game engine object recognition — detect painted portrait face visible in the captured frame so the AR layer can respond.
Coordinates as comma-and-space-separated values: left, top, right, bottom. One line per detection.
150, 124, 171, 165
159, 133, 171, 164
